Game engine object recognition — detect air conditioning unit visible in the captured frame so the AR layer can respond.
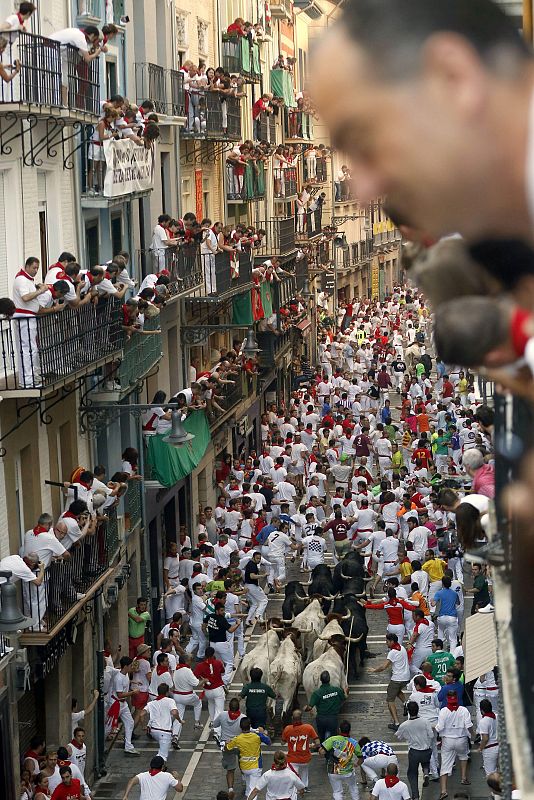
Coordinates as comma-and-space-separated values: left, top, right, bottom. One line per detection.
107, 585, 118, 604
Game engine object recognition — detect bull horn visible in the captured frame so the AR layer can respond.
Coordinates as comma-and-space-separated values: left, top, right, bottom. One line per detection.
340, 571, 351, 580
281, 615, 295, 624
353, 592, 366, 598
321, 593, 339, 601
269, 624, 285, 630
300, 578, 312, 586
345, 633, 364, 643
340, 611, 351, 620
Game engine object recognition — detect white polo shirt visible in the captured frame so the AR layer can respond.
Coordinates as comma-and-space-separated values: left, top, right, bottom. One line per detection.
146, 696, 178, 732
172, 666, 199, 694
13, 270, 39, 314
372, 778, 410, 800
137, 770, 179, 800
0, 554, 36, 583
23, 528, 66, 567
387, 646, 411, 682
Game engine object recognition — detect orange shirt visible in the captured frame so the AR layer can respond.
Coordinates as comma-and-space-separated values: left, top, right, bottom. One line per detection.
282, 722, 319, 763
411, 590, 430, 616
417, 413, 430, 433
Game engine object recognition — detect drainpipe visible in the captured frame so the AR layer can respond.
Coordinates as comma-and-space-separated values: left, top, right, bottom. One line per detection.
170, 0, 183, 217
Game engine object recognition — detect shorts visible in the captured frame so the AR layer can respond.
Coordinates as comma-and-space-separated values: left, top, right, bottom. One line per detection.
440, 737, 469, 775
386, 680, 407, 702
131, 691, 149, 709
222, 748, 239, 770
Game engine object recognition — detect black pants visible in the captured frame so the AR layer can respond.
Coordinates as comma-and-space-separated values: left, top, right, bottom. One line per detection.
316, 715, 339, 743
407, 748, 431, 799
248, 710, 267, 728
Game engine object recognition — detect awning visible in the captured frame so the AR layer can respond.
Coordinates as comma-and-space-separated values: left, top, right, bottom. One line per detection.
296, 319, 312, 333
146, 412, 211, 488
464, 611, 497, 682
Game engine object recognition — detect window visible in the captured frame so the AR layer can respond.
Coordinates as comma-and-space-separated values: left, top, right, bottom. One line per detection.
39, 208, 48, 281
85, 221, 99, 266
181, 177, 191, 208
111, 214, 123, 254
161, 152, 171, 213
106, 60, 118, 99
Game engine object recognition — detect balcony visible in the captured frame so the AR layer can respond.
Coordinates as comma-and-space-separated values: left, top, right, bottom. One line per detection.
116, 316, 162, 394
19, 515, 120, 645
373, 228, 402, 248
253, 218, 296, 258
170, 69, 186, 117
137, 243, 205, 296
274, 166, 297, 199
0, 300, 122, 397
135, 62, 167, 115
296, 209, 323, 240
0, 32, 100, 117
227, 160, 266, 202
270, 0, 293, 18
256, 111, 276, 144
124, 478, 143, 532
80, 130, 156, 206
221, 36, 262, 81
182, 91, 242, 141
285, 109, 313, 140
304, 155, 327, 184
211, 251, 253, 296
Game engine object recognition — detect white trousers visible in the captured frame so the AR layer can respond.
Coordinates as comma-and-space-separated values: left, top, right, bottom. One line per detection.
204, 686, 225, 735
428, 581, 442, 605
246, 584, 268, 623
186, 623, 207, 658
173, 692, 202, 739
293, 762, 310, 788
438, 615, 459, 651
329, 772, 359, 800
482, 746, 499, 776
440, 737, 469, 775
243, 767, 262, 797
149, 728, 172, 761
212, 641, 235, 683
387, 623, 405, 641
270, 555, 287, 584
14, 315, 39, 387
410, 647, 433, 675
109, 703, 135, 751
362, 754, 398, 783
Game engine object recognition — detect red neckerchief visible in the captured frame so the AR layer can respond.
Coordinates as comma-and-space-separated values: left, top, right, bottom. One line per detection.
17, 12, 26, 27
389, 642, 401, 651
149, 769, 162, 776
156, 665, 168, 675
104, 271, 112, 280
79, 480, 92, 490
228, 709, 241, 720
16, 269, 34, 281
446, 696, 459, 711
343, 499, 352, 507
510, 307, 531, 356
104, 649, 111, 657
25, 750, 41, 759
483, 711, 497, 719
423, 671, 433, 681
62, 511, 78, 520
418, 685, 434, 693
385, 776, 400, 788
155, 695, 168, 701
175, 663, 188, 669
169, 622, 180, 629
70, 738, 84, 750
85, 272, 97, 285
57, 759, 71, 768
416, 618, 429, 629
33, 525, 48, 535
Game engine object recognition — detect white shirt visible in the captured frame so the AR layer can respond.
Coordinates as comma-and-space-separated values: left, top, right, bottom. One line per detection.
409, 688, 440, 722
190, 593, 206, 625
0, 554, 36, 583
150, 223, 169, 253
48, 761, 89, 796
477, 714, 498, 746
302, 534, 326, 566
131, 657, 152, 692
137, 770, 179, 800
267, 530, 292, 559
60, 514, 84, 550
23, 528, 66, 567
372, 778, 410, 800
13, 270, 40, 314
149, 668, 173, 698
172, 665, 199, 693
50, 28, 90, 51
435, 706, 473, 738
381, 536, 400, 563
277, 481, 297, 504
387, 646, 411, 682
408, 526, 429, 558
255, 768, 304, 800
146, 696, 178, 732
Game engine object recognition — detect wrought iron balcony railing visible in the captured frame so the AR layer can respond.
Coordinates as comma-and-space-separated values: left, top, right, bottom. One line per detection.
170, 69, 186, 116
20, 515, 119, 639
226, 160, 266, 201
304, 155, 328, 184
0, 32, 100, 115
255, 111, 277, 144
124, 476, 143, 532
221, 36, 262, 81
213, 251, 253, 295
285, 109, 313, 140
117, 316, 162, 393
0, 299, 122, 394
274, 166, 297, 199
137, 243, 205, 295
296, 209, 323, 240
182, 91, 242, 141
135, 62, 167, 115
253, 218, 296, 257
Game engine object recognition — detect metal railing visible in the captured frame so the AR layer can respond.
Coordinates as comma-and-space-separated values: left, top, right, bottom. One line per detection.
274, 166, 297, 199
77, 0, 100, 15
135, 62, 167, 115
296, 209, 322, 239
21, 517, 118, 632
0, 299, 122, 392
0, 32, 62, 107
221, 36, 262, 80
253, 217, 296, 257
137, 244, 205, 295
304, 155, 327, 184
170, 69, 186, 116
285, 109, 313, 140
124, 479, 142, 531
226, 160, 266, 201
255, 111, 276, 144
182, 91, 242, 140
0, 634, 12, 661
213, 251, 253, 294
209, 376, 245, 430
64, 44, 100, 115
117, 315, 162, 392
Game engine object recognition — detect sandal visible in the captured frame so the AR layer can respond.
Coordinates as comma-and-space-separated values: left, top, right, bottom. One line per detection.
461, 780, 471, 786
438, 794, 448, 800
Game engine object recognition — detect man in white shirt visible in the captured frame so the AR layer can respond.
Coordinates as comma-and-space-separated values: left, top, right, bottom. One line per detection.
123, 755, 183, 800
142, 685, 182, 762
370, 633, 411, 730
106, 657, 139, 754
185, 584, 207, 659
407, 521, 429, 560
276, 476, 298, 514
371, 764, 410, 800
375, 434, 393, 480
171, 655, 205, 745
409, 674, 440, 778
301, 527, 327, 570
435, 691, 474, 795
265, 527, 295, 588
477, 698, 499, 776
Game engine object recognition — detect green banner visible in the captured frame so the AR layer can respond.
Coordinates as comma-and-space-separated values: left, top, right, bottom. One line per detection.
232, 291, 253, 325
245, 161, 255, 198
252, 43, 261, 76
256, 160, 265, 195
240, 37, 251, 73
146, 412, 211, 487
270, 69, 295, 108
260, 282, 273, 317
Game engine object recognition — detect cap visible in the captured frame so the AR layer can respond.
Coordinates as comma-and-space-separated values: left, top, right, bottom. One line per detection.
137, 643, 151, 656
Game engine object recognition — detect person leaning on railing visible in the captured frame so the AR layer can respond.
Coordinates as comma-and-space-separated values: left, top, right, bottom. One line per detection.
0, 36, 21, 84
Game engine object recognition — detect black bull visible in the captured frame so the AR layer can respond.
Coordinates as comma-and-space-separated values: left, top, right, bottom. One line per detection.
282, 581, 311, 621
333, 552, 366, 593
333, 586, 369, 678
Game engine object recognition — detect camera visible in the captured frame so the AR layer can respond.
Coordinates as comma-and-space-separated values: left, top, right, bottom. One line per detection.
120, 15, 130, 24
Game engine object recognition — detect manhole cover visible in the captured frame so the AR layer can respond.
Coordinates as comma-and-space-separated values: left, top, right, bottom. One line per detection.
343, 701, 369, 713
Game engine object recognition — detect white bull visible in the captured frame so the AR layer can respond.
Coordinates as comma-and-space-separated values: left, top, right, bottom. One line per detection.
311, 618, 347, 660
269, 635, 303, 715
290, 599, 326, 662
240, 629, 280, 683
302, 639, 350, 702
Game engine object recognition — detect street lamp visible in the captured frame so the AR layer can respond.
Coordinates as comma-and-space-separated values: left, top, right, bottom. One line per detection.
242, 329, 260, 357
0, 572, 33, 633
301, 278, 313, 301
162, 409, 195, 445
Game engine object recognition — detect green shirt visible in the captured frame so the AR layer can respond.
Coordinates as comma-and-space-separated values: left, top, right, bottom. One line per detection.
128, 607, 150, 638
427, 651, 456, 685
309, 684, 345, 716
415, 363, 425, 378
322, 735, 361, 775
473, 574, 491, 607
240, 681, 276, 712
206, 580, 226, 592
435, 436, 449, 456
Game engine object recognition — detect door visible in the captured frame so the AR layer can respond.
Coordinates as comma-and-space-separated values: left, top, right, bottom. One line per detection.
39, 208, 48, 281
85, 221, 99, 267
0, 694, 14, 800
111, 214, 122, 255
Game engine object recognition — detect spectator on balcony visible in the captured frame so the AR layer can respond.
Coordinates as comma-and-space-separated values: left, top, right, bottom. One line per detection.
87, 104, 120, 194
0, 37, 20, 85
296, 191, 308, 235
122, 447, 143, 481
252, 93, 272, 140
141, 391, 168, 436
227, 17, 246, 36
0, 552, 44, 589
56, 500, 94, 550
201, 218, 220, 295
79, 264, 128, 300
100, 22, 119, 52
44, 254, 90, 308
272, 54, 287, 70
150, 213, 175, 271
64, 469, 97, 512
185, 64, 205, 134
50, 26, 101, 106
273, 146, 292, 198
335, 165, 351, 202
304, 144, 317, 182
1, 2, 36, 33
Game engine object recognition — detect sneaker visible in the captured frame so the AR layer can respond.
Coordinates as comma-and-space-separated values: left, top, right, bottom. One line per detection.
125, 749, 140, 756
423, 776, 429, 787
387, 723, 399, 731
171, 736, 180, 750
194, 722, 203, 729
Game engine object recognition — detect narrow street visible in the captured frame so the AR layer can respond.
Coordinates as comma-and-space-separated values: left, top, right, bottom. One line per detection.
94, 555, 488, 800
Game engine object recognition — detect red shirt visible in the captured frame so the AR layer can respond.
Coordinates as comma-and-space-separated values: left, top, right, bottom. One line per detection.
51, 780, 82, 800
442, 380, 454, 398
227, 22, 244, 35
412, 448, 432, 468
194, 657, 225, 690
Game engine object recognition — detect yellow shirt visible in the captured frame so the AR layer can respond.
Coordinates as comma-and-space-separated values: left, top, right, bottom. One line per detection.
422, 558, 447, 582
392, 451, 403, 470
399, 560, 413, 580
226, 732, 262, 771
457, 378, 468, 394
